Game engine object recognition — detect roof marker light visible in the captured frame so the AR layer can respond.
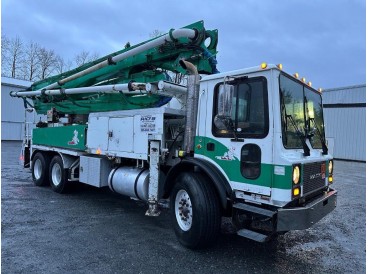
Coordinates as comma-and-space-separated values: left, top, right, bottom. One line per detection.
293, 73, 299, 78
318, 88, 323, 93
308, 81, 312, 87
277, 64, 283, 70
261, 62, 267, 69
301, 77, 306, 83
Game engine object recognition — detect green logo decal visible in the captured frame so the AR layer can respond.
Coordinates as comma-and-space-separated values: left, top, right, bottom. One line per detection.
215, 146, 237, 161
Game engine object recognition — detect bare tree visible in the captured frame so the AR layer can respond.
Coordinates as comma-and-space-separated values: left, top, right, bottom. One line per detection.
2, 33, 101, 80
75, 50, 89, 66
55, 56, 74, 74
88, 51, 99, 62
7, 36, 24, 78
1, 34, 10, 76
54, 55, 66, 74
21, 41, 40, 81
74, 50, 99, 67
38, 47, 56, 80
149, 30, 163, 39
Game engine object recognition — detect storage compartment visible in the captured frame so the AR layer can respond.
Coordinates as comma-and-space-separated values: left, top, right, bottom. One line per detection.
79, 156, 111, 187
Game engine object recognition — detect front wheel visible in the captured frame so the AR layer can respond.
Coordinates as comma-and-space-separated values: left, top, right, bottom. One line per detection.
49, 155, 68, 193
170, 172, 221, 249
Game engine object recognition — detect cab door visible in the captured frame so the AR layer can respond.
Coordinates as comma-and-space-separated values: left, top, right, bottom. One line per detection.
199, 75, 273, 196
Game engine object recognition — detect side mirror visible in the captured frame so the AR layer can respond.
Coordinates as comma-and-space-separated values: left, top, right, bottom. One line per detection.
217, 84, 234, 117
215, 83, 234, 130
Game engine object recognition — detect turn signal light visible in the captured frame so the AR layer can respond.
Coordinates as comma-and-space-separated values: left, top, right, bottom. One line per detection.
96, 148, 101, 155
293, 187, 300, 196
328, 176, 333, 183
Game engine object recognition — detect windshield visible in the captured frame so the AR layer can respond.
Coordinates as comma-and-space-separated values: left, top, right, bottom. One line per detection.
279, 73, 325, 149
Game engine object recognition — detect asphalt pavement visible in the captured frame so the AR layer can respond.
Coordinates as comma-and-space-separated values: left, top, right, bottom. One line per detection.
1, 141, 366, 273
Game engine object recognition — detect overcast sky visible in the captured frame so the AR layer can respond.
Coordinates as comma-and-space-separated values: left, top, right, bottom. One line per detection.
2, 0, 366, 89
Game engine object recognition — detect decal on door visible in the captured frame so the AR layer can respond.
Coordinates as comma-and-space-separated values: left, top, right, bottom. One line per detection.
215, 146, 236, 161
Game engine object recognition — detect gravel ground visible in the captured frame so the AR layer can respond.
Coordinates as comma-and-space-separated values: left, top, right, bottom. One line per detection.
1, 141, 366, 273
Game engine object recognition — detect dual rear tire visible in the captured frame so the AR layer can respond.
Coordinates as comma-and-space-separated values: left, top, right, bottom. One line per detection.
31, 152, 51, 186
31, 152, 68, 193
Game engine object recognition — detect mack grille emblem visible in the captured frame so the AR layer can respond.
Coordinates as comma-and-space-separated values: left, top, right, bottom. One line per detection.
310, 173, 322, 180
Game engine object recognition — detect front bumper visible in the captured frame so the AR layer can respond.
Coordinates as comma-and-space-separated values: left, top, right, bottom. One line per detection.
277, 189, 337, 231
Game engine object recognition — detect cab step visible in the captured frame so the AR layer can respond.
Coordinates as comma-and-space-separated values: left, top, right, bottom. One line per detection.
237, 228, 270, 242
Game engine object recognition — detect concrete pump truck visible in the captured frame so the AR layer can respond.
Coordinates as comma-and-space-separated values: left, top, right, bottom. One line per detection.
11, 21, 337, 249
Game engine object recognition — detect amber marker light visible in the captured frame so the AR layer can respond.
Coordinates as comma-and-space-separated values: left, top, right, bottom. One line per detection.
308, 81, 312, 87
261, 62, 268, 69
293, 187, 300, 196
277, 64, 283, 70
301, 77, 306, 83
293, 73, 299, 78
318, 88, 323, 93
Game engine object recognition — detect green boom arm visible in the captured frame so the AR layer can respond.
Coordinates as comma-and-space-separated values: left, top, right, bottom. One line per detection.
18, 21, 218, 115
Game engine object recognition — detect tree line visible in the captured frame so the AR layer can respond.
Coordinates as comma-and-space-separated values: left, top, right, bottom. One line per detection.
1, 34, 99, 82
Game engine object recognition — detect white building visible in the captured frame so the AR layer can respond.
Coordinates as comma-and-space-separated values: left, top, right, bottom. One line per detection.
1, 77, 43, 140
323, 84, 366, 162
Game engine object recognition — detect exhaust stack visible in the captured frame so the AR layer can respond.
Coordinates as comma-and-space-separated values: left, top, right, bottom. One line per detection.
180, 60, 200, 155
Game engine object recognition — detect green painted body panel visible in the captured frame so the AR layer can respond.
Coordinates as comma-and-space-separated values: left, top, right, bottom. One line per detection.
273, 165, 292, 190
194, 136, 292, 190
20, 21, 218, 115
33, 125, 87, 151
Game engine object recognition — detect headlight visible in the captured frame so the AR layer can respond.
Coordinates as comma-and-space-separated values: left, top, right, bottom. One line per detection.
328, 160, 333, 174
293, 165, 300, 184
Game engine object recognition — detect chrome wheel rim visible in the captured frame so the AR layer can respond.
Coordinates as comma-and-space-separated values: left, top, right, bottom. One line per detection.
34, 159, 42, 180
175, 189, 193, 231
51, 163, 62, 187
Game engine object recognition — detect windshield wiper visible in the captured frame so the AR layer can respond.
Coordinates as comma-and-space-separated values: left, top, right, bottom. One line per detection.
309, 118, 328, 155
286, 114, 310, 156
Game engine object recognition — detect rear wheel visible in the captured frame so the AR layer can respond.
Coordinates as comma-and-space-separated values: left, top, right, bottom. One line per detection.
170, 172, 221, 249
31, 152, 51, 186
49, 155, 68, 193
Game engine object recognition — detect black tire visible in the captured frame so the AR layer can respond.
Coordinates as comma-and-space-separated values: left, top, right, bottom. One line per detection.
170, 172, 221, 249
49, 155, 68, 193
31, 152, 51, 186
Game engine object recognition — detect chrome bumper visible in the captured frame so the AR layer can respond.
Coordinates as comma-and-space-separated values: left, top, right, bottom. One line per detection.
277, 189, 337, 231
